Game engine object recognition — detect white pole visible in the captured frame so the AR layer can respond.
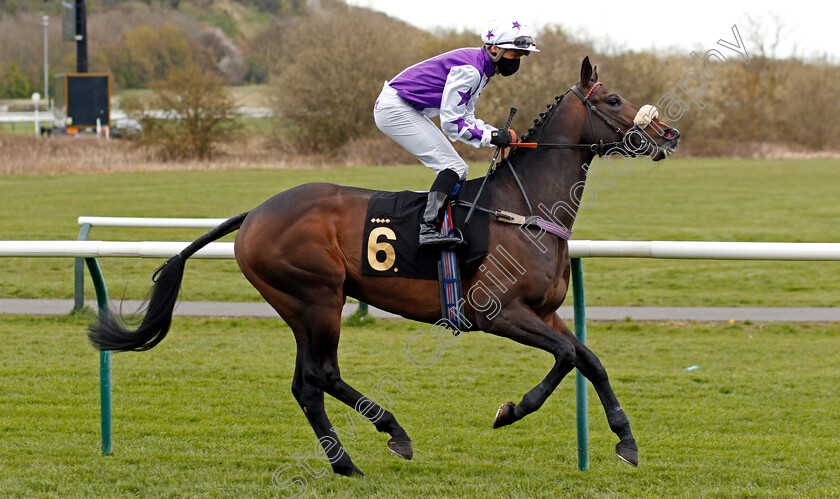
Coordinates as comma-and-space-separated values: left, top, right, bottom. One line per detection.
32, 92, 41, 136
77, 216, 229, 228
568, 240, 840, 261
0, 240, 235, 259
43, 16, 49, 110
4, 239, 840, 261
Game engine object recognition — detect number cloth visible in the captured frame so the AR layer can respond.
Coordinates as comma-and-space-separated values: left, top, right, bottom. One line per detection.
361, 182, 491, 280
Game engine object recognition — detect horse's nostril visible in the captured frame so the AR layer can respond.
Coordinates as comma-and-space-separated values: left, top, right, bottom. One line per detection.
663, 128, 679, 140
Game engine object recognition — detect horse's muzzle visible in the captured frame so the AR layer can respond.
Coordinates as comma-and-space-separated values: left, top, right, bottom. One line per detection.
653, 127, 680, 161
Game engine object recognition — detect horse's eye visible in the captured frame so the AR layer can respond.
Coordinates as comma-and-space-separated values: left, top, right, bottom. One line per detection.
608, 97, 621, 107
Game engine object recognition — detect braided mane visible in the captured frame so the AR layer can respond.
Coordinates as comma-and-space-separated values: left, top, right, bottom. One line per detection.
511, 92, 566, 156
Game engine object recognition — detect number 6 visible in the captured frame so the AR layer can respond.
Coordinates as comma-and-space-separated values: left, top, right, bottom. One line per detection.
367, 227, 396, 271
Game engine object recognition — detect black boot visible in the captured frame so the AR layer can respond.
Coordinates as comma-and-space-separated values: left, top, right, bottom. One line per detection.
419, 191, 463, 247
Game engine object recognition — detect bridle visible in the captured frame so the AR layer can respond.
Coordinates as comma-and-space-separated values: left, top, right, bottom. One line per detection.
514, 82, 668, 157
570, 82, 634, 155
488, 81, 672, 218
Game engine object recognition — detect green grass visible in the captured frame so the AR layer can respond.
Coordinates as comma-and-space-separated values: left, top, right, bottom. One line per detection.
0, 122, 47, 135
1, 315, 838, 497
0, 158, 839, 305
574, 157, 840, 306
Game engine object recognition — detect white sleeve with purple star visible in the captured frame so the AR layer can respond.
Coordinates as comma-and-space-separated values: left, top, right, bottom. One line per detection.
439, 65, 496, 148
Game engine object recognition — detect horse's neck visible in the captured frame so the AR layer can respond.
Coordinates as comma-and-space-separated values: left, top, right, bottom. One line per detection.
494, 110, 594, 232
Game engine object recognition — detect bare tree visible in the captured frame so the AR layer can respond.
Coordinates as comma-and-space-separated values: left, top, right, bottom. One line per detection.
271, 5, 428, 151
128, 66, 241, 160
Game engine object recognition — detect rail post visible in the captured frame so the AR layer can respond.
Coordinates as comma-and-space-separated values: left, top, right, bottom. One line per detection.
571, 257, 588, 471
75, 223, 92, 310
84, 257, 111, 456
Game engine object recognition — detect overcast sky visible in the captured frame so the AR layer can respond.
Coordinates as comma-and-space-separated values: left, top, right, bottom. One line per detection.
344, 0, 839, 61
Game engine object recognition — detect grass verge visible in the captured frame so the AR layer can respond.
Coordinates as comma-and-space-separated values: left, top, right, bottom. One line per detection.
0, 315, 837, 497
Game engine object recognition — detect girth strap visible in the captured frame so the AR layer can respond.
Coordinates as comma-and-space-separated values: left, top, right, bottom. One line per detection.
449, 201, 572, 241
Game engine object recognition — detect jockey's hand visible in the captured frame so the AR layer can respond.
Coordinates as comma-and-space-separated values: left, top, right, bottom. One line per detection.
490, 129, 514, 148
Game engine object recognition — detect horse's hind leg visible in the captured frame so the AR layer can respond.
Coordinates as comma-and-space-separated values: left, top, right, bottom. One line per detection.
290, 339, 365, 477
243, 271, 368, 476
238, 266, 413, 475
548, 314, 638, 466
298, 305, 414, 462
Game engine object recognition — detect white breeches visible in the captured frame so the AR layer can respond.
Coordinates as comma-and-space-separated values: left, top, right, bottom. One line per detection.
374, 83, 469, 179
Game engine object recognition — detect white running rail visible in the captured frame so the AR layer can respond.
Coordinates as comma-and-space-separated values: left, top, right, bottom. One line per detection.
3, 239, 840, 261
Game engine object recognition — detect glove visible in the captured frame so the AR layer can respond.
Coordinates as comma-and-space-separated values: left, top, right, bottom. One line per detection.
490, 129, 513, 148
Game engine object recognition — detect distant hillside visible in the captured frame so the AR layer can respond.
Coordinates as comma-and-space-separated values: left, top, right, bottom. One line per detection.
0, 0, 339, 93
0, 0, 308, 18
3, 0, 839, 155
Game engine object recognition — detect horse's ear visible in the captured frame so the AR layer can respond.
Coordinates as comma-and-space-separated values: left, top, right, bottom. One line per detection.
592, 65, 598, 84
580, 56, 593, 87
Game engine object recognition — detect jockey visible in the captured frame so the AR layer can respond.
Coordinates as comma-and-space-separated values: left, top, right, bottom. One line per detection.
374, 19, 539, 247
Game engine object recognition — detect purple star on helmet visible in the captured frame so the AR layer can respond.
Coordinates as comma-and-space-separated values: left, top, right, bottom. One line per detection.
467, 125, 484, 141
449, 117, 469, 133
512, 21, 521, 30
457, 89, 472, 107
486, 29, 495, 39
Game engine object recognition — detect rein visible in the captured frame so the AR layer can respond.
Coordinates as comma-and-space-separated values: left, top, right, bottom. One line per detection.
487, 84, 626, 219
509, 83, 644, 156
466, 82, 655, 227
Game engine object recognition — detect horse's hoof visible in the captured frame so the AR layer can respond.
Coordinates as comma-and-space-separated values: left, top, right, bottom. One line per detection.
387, 438, 414, 460
336, 463, 366, 477
493, 401, 518, 429
615, 440, 639, 467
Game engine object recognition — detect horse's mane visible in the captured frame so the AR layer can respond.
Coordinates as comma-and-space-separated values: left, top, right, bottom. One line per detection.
510, 92, 566, 157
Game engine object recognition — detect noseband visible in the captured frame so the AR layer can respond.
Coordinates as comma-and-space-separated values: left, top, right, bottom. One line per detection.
570, 82, 653, 157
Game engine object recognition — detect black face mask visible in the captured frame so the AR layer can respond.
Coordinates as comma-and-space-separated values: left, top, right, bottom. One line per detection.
497, 57, 521, 77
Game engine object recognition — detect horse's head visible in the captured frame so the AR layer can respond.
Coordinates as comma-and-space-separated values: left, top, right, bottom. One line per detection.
573, 56, 679, 161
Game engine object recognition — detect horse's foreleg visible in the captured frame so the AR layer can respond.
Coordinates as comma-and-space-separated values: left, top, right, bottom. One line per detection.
549, 314, 638, 466
492, 360, 574, 429
483, 304, 576, 429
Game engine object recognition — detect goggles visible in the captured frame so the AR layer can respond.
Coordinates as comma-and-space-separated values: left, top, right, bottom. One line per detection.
508, 36, 536, 49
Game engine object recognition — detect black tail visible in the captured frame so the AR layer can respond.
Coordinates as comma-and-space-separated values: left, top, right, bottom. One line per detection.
88, 212, 249, 352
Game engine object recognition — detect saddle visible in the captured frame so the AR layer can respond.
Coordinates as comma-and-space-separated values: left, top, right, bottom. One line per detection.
361, 178, 491, 280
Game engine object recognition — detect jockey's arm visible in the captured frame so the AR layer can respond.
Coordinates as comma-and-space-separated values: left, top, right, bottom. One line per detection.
439, 65, 496, 148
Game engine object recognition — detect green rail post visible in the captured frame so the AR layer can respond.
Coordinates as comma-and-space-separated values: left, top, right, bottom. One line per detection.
75, 223, 92, 311
358, 302, 369, 317
571, 257, 588, 471
84, 257, 112, 456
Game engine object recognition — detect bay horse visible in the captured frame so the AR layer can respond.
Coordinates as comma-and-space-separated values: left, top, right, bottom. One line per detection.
90, 57, 680, 476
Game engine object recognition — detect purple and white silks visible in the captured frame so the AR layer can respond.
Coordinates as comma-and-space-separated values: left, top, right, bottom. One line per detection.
387, 47, 497, 148
375, 84, 472, 178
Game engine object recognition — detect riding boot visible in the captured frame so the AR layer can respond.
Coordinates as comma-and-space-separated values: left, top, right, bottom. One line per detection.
419, 191, 463, 247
